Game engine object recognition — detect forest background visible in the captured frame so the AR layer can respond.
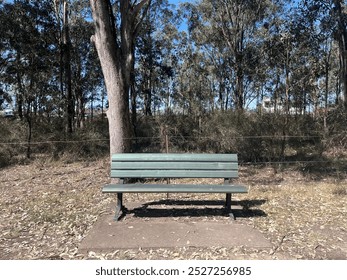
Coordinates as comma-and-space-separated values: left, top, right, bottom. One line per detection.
0, 0, 346, 173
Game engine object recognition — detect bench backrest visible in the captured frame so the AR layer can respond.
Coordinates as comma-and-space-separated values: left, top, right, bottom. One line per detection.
111, 153, 238, 179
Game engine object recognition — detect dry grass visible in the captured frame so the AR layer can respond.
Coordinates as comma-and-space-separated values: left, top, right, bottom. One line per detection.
0, 159, 346, 260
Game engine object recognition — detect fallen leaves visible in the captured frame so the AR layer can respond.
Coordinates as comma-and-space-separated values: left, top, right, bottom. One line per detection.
0, 160, 346, 260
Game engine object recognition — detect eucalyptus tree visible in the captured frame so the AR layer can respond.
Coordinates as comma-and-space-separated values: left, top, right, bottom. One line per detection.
53, 0, 75, 133
0, 6, 11, 109
249, 1, 325, 115
134, 0, 179, 119
90, 0, 151, 154
0, 0, 58, 117
184, 0, 282, 111
176, 38, 212, 115
301, 0, 347, 108
67, 0, 104, 129
0, 0, 58, 156
333, 0, 347, 108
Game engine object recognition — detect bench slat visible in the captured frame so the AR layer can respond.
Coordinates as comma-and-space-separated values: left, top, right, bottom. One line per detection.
103, 184, 248, 193
111, 170, 238, 178
111, 153, 237, 162
111, 162, 238, 170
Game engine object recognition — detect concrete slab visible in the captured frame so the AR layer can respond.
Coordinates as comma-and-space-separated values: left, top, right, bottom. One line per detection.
79, 214, 272, 253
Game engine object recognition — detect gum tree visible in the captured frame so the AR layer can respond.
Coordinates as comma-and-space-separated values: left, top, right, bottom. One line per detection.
90, 0, 150, 154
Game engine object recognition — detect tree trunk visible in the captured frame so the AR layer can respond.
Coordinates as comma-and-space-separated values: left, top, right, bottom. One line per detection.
235, 65, 244, 110
324, 43, 332, 133
333, 0, 347, 108
26, 102, 32, 159
130, 82, 137, 140
90, 0, 149, 155
63, 1, 73, 134
90, 0, 129, 154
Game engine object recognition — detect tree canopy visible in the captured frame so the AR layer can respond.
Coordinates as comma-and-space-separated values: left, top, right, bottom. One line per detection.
0, 0, 346, 162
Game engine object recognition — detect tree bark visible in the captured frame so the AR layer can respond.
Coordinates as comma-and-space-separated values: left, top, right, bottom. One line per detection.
63, 0, 73, 133
90, 0, 129, 155
333, 0, 347, 108
90, 0, 150, 155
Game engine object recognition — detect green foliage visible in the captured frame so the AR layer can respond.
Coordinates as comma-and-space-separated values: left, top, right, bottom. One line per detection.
0, 119, 27, 167
326, 105, 347, 149
0, 116, 109, 167
0, 108, 344, 168
132, 111, 325, 163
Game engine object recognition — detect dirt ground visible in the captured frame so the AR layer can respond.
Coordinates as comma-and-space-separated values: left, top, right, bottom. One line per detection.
0, 158, 346, 260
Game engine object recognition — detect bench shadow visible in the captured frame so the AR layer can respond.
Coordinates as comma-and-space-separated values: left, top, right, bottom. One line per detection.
126, 199, 267, 219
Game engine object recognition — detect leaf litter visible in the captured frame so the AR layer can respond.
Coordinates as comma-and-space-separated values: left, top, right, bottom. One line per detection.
0, 160, 346, 260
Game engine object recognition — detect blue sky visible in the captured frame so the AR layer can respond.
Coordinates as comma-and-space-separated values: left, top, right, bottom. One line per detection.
168, 0, 187, 4
168, 0, 194, 6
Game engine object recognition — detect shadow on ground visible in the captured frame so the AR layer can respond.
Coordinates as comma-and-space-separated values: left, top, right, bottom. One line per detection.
121, 199, 267, 220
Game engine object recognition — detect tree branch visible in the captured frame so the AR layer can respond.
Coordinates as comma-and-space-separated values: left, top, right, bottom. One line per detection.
132, 0, 150, 16
107, 0, 119, 49
134, 0, 151, 36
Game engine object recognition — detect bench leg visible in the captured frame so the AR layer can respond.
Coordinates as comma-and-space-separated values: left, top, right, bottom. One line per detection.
225, 193, 235, 220
114, 193, 123, 221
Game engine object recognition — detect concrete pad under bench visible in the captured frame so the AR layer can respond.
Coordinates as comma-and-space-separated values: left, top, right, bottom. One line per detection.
79, 215, 271, 253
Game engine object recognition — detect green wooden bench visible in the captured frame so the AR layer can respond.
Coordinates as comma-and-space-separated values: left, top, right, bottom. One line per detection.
103, 153, 248, 221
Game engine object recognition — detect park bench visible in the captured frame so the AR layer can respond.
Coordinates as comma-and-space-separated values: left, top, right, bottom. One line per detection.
102, 153, 248, 221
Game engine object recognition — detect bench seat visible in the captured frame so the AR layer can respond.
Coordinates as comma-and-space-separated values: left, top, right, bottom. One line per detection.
103, 184, 248, 193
